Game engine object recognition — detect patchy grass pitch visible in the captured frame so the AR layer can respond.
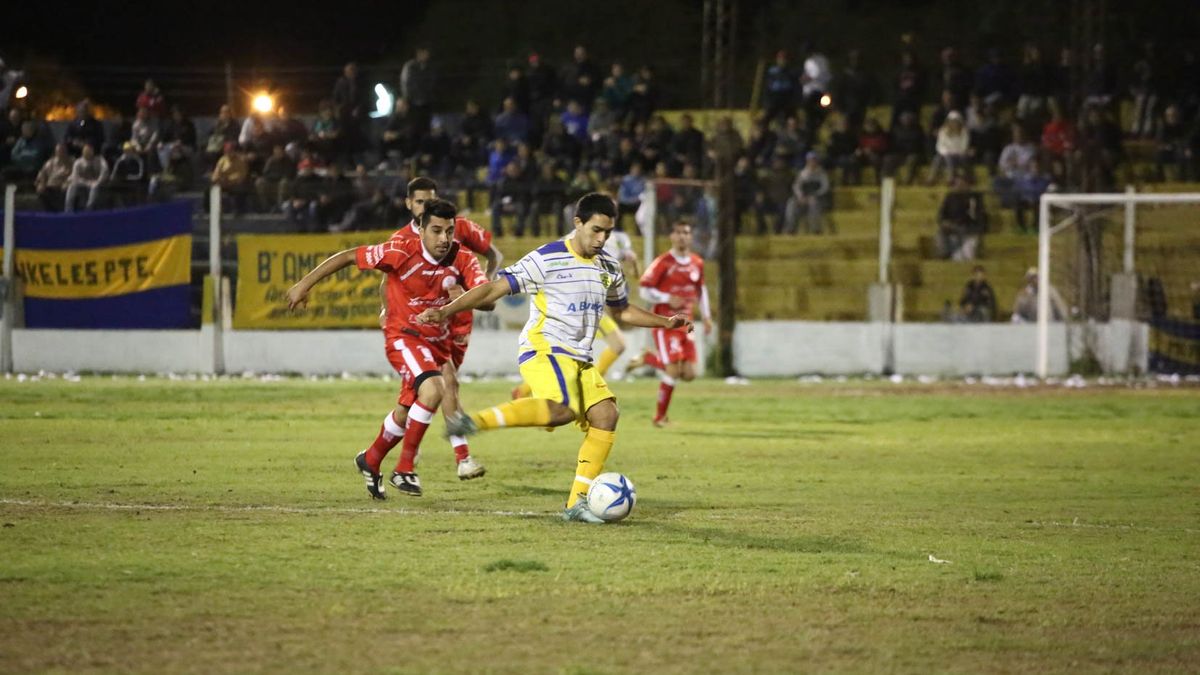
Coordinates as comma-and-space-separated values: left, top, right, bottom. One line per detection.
1, 376, 1198, 673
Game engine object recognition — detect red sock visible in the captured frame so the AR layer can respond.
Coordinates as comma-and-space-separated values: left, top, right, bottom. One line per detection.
396, 403, 435, 473
644, 353, 663, 370
365, 412, 405, 471
655, 377, 675, 420
450, 435, 470, 463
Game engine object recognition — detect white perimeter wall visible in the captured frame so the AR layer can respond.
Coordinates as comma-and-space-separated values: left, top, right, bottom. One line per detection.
8, 321, 1147, 376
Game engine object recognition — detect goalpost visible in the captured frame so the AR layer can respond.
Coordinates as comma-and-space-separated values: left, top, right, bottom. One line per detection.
1036, 189, 1200, 378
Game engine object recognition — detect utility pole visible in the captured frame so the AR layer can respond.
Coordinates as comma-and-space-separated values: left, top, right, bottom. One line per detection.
703, 0, 738, 376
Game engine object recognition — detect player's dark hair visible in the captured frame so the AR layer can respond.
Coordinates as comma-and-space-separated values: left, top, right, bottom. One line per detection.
574, 192, 617, 225
418, 198, 458, 227
672, 220, 693, 233
407, 176, 439, 197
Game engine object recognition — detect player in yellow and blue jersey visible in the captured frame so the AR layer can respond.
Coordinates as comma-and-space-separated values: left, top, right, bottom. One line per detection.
416, 193, 691, 522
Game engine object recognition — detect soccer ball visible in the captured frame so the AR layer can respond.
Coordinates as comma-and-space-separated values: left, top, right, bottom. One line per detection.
586, 472, 636, 522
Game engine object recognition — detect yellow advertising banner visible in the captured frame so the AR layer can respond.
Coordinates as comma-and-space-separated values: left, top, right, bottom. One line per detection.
1, 236, 192, 300
233, 230, 397, 329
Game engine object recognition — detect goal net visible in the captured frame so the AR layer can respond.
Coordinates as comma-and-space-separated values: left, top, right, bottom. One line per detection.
1037, 189, 1200, 377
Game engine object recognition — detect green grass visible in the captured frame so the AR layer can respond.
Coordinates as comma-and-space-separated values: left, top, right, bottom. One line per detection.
1, 377, 1198, 673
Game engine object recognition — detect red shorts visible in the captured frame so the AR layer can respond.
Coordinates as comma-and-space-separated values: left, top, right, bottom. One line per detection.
651, 327, 696, 365
387, 335, 449, 407
449, 333, 470, 370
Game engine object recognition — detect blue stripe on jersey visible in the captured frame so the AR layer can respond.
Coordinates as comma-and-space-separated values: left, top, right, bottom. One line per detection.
607, 298, 629, 307
518, 350, 537, 364
500, 272, 519, 294
537, 241, 569, 255
543, 278, 606, 287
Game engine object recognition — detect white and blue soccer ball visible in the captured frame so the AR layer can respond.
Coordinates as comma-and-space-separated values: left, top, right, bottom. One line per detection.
586, 472, 636, 522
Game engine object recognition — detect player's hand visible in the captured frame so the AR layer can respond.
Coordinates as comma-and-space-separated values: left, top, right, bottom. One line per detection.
416, 307, 446, 324
378, 307, 387, 329
664, 314, 693, 332
286, 284, 309, 311
703, 317, 713, 335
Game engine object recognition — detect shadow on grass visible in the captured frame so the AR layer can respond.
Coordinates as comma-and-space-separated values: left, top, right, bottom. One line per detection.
674, 429, 854, 441
643, 521, 874, 554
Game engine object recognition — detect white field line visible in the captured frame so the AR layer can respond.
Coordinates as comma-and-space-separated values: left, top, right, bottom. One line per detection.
0, 498, 550, 519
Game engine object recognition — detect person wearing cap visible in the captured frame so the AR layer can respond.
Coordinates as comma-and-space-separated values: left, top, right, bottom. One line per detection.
785, 151, 831, 234
109, 141, 146, 207
928, 109, 972, 184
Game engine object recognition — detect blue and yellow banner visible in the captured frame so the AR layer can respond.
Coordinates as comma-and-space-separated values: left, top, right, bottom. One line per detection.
234, 230, 393, 329
1149, 318, 1200, 375
4, 202, 193, 328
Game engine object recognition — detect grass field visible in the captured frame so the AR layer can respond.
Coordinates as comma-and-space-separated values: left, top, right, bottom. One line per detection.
1, 376, 1198, 673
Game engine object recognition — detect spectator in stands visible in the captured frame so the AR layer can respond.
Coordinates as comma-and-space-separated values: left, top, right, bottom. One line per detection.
774, 113, 811, 165
732, 155, 758, 234
494, 96, 530, 144
1011, 267, 1066, 322
891, 50, 925, 126
746, 115, 777, 168
935, 174, 987, 260
256, 145, 296, 212
130, 107, 159, 158
502, 62, 531, 115
560, 45, 602, 109
665, 162, 704, 227
670, 113, 705, 172
313, 163, 353, 230
973, 48, 1013, 107
285, 156, 323, 228
238, 111, 273, 171
994, 123, 1037, 208
1083, 43, 1118, 110
486, 138, 515, 188
763, 50, 798, 124
109, 142, 146, 207
415, 119, 451, 178
587, 98, 617, 158
309, 101, 341, 163
0, 108, 21, 167
459, 99, 493, 153
786, 151, 832, 234
492, 160, 531, 236
4, 121, 44, 182
1154, 104, 1194, 181
157, 105, 196, 168
958, 265, 997, 322
526, 52, 558, 146
886, 110, 925, 184
35, 143, 73, 211
1015, 43, 1053, 124
966, 95, 1002, 174
136, 79, 166, 118
710, 115, 744, 165
1012, 157, 1052, 234
381, 97, 416, 163
757, 154, 793, 234
928, 89, 960, 140
336, 164, 390, 232
204, 104, 239, 167
560, 100, 590, 143
400, 48, 435, 140
530, 161, 567, 234
928, 111, 971, 185
210, 142, 250, 215
333, 62, 372, 159
628, 65, 659, 127
602, 62, 634, 123
540, 115, 581, 173
1040, 100, 1075, 185
102, 111, 132, 166
801, 43, 833, 128
939, 46, 972, 109
1074, 104, 1121, 191
63, 100, 105, 158
512, 141, 539, 184
855, 117, 889, 182
825, 115, 860, 184
265, 106, 303, 151
833, 48, 874, 129
64, 142, 108, 212
617, 161, 646, 224
1129, 42, 1161, 138
149, 141, 195, 201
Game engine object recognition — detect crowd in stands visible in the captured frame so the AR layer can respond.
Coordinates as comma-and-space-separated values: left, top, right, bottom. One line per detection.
1, 40, 1198, 246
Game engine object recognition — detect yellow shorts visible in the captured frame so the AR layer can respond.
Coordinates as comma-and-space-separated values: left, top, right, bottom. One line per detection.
597, 314, 620, 339
519, 353, 615, 428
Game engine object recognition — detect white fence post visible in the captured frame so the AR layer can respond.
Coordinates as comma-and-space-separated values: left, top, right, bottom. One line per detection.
1123, 185, 1136, 274
209, 185, 225, 375
1, 185, 15, 373
1036, 195, 1051, 378
878, 177, 894, 284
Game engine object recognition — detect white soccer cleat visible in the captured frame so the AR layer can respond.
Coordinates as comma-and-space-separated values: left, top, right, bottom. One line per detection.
457, 456, 487, 480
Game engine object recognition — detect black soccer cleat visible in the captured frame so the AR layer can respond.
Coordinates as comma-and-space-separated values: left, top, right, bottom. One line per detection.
355, 450, 386, 500
389, 471, 423, 497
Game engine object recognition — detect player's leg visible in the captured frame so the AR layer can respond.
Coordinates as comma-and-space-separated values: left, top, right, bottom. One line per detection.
448, 354, 578, 436
562, 367, 619, 523
389, 371, 443, 497
653, 331, 686, 426
443, 344, 486, 480
356, 402, 409, 500
594, 316, 625, 378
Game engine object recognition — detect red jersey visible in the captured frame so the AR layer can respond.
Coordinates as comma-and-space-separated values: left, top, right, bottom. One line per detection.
356, 236, 487, 347
640, 251, 705, 319
390, 217, 493, 336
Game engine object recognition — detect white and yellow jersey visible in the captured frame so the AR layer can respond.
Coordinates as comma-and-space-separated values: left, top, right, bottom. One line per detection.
499, 239, 628, 364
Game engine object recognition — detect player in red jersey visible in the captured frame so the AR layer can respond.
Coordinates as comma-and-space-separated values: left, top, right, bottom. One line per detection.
386, 177, 503, 479
633, 220, 713, 427
286, 199, 490, 498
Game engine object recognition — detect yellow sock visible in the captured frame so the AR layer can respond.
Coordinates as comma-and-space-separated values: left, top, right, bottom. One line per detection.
566, 427, 615, 507
595, 347, 619, 377
512, 382, 533, 398
472, 398, 552, 430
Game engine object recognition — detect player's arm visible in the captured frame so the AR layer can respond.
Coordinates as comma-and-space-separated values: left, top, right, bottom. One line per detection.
698, 285, 713, 335
483, 246, 504, 280
286, 248, 357, 310
416, 278, 510, 324
613, 302, 693, 332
